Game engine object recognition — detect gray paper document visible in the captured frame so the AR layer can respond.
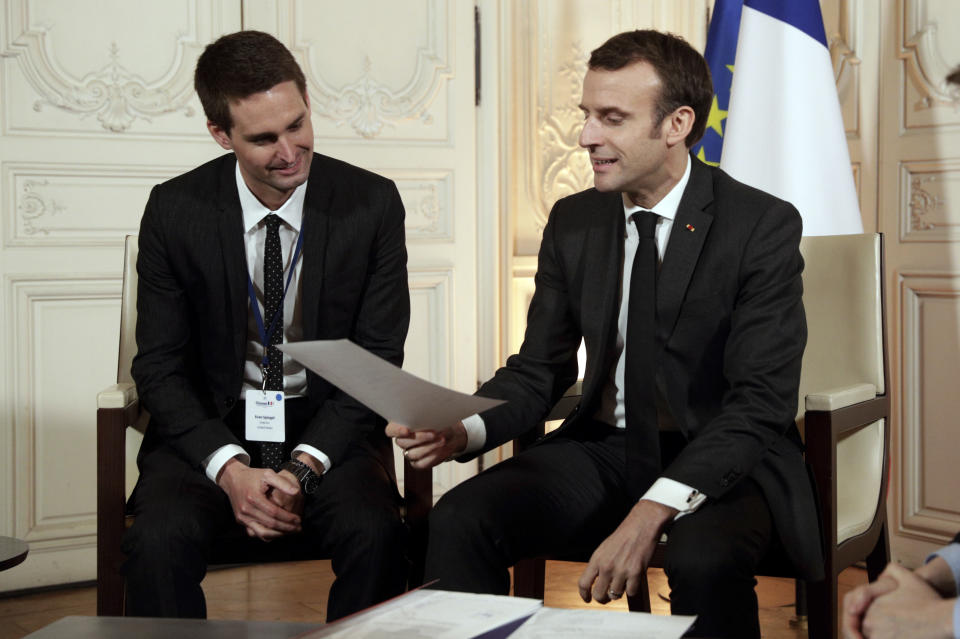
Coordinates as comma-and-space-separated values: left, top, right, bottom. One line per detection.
278, 339, 504, 430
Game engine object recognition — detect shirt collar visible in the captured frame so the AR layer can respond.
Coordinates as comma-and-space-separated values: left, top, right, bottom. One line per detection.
236, 161, 307, 233
622, 154, 691, 223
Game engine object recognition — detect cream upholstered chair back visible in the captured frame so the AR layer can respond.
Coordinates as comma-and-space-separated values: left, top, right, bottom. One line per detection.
117, 235, 139, 385
798, 233, 885, 545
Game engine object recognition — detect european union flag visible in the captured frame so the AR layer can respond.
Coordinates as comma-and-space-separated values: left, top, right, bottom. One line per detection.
690, 0, 743, 167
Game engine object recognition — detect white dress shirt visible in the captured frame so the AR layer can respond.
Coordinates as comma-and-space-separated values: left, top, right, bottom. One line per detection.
202, 163, 331, 483
464, 156, 705, 517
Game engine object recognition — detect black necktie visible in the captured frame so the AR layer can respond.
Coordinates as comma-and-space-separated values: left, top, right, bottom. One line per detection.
260, 213, 285, 471
624, 211, 662, 498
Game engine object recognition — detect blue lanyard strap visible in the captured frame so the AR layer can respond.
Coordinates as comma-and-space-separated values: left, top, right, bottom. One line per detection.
246, 226, 305, 369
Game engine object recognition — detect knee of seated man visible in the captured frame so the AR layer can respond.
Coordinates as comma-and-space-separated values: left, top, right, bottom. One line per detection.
663, 525, 759, 585
428, 488, 493, 539
331, 499, 405, 551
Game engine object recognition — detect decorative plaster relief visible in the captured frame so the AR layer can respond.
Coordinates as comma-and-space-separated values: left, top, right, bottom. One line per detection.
384, 170, 452, 240
0, 0, 215, 135
5, 163, 188, 247
900, 160, 960, 242
899, 271, 960, 538
534, 43, 593, 232
823, 0, 862, 136
291, 0, 454, 140
899, 0, 960, 128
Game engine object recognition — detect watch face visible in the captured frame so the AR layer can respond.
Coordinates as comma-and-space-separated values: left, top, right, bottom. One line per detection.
302, 474, 321, 495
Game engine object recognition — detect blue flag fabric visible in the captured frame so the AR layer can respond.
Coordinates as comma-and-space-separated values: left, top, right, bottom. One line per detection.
690, 0, 743, 166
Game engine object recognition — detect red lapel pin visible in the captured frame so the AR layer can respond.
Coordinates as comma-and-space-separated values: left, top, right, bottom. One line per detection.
686, 224, 695, 232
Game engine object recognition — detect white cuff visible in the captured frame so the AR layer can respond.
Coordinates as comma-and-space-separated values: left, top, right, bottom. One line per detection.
461, 413, 487, 455
203, 444, 250, 483
641, 477, 707, 520
293, 444, 332, 474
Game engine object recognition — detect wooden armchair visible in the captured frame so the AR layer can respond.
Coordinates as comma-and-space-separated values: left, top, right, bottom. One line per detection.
513, 233, 890, 639
96, 235, 433, 615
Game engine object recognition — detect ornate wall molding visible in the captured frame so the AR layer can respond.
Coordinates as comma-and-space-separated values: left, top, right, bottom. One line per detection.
898, 0, 960, 127
381, 169, 453, 241
283, 0, 454, 139
0, 1, 207, 134
7, 275, 121, 543
533, 42, 593, 232
898, 271, 960, 540
3, 162, 191, 247
824, 0, 863, 137
899, 160, 960, 242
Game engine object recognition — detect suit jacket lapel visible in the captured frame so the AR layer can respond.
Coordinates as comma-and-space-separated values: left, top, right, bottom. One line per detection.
215, 156, 249, 369
656, 158, 714, 346
301, 155, 331, 340
579, 192, 624, 406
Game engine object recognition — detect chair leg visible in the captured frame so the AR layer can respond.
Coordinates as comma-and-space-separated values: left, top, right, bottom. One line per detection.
513, 557, 546, 600
97, 406, 129, 616
806, 578, 838, 639
628, 571, 652, 613
865, 520, 891, 582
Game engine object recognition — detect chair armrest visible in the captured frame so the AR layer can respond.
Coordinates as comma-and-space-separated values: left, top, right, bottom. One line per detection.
97, 382, 138, 409
805, 383, 876, 412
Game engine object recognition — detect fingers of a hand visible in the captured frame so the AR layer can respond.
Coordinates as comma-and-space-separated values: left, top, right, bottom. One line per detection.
385, 422, 412, 438
244, 519, 283, 541
243, 492, 300, 529
261, 470, 300, 496
404, 438, 448, 463
578, 564, 599, 603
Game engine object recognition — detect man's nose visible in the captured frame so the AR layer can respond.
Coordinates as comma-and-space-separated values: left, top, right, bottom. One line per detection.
276, 136, 295, 163
579, 118, 599, 149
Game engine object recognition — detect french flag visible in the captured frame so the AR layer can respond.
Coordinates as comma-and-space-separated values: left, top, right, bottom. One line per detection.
719, 0, 863, 235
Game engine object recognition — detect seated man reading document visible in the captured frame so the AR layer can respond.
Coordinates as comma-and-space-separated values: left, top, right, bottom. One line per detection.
388, 29, 823, 639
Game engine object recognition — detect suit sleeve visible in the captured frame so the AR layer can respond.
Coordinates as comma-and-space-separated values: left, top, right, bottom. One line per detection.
466, 204, 582, 454
131, 186, 242, 468
661, 199, 806, 499
299, 181, 410, 465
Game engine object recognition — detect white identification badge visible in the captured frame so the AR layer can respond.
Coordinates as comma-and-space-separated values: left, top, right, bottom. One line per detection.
245, 389, 286, 442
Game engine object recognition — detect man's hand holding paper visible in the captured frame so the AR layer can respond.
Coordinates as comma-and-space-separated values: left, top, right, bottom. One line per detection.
385, 421, 468, 469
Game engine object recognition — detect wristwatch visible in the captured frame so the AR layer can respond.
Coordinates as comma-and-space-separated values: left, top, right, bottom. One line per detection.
279, 459, 321, 495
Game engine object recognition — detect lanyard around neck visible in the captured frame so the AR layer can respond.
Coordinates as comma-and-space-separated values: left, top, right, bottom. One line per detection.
246, 224, 305, 373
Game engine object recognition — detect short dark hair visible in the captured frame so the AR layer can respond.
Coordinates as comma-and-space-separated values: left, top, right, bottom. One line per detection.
194, 30, 307, 133
589, 30, 713, 148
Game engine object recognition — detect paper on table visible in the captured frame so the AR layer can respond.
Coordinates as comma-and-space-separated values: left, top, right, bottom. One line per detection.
278, 340, 504, 430
299, 590, 542, 639
510, 607, 695, 639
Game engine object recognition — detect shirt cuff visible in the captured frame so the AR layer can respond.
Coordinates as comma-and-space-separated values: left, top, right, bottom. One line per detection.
203, 444, 250, 483
461, 413, 487, 455
927, 542, 960, 596
293, 444, 331, 474
641, 477, 707, 519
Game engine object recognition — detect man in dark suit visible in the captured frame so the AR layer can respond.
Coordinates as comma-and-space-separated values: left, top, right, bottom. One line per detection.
124, 31, 409, 621
388, 30, 822, 638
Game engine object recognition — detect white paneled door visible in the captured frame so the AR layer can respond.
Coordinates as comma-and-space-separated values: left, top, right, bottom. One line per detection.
0, 0, 484, 591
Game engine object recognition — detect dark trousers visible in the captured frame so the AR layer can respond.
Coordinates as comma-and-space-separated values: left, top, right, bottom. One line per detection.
424, 425, 773, 639
121, 399, 407, 621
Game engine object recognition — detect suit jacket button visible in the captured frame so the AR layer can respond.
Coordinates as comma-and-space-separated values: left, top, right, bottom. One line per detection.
224, 396, 235, 408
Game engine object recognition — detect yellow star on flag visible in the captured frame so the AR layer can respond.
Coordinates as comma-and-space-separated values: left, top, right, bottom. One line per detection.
696, 147, 720, 167
705, 95, 728, 137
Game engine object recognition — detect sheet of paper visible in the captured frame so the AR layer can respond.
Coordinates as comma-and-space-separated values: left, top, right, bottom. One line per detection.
278, 340, 504, 430
509, 607, 696, 639
297, 589, 542, 639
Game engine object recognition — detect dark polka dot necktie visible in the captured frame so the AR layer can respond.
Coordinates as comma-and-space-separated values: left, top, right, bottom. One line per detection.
624, 211, 662, 498
260, 213, 285, 471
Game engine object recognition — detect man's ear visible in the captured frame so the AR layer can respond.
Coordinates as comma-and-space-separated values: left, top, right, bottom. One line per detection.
664, 106, 695, 148
207, 121, 233, 151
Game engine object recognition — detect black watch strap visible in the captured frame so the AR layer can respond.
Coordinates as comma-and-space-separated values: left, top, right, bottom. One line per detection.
279, 459, 321, 495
